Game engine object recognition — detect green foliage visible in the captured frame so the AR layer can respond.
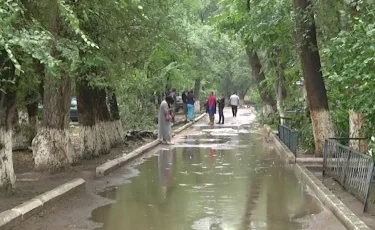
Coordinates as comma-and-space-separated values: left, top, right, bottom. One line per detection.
4, 0, 375, 148
0, 0, 55, 76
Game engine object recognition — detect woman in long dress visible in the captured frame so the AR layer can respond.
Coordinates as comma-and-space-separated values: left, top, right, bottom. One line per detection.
158, 95, 174, 144
206, 92, 216, 125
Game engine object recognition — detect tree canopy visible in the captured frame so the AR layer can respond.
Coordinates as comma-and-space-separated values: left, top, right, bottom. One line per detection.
1, 0, 375, 188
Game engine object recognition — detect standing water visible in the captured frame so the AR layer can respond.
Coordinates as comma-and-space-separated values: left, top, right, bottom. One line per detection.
91, 126, 343, 230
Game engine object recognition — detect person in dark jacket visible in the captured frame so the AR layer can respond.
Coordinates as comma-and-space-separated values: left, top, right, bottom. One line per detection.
186, 90, 195, 121
181, 88, 189, 122
217, 94, 225, 124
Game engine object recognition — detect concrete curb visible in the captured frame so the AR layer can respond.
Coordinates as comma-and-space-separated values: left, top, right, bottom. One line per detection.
96, 139, 161, 177
263, 124, 296, 164
294, 164, 371, 230
266, 124, 371, 230
173, 113, 206, 135
0, 178, 85, 230
96, 113, 207, 178
296, 157, 323, 164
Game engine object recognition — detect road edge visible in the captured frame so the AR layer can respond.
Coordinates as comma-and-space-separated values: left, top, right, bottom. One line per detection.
0, 178, 85, 230
294, 163, 371, 230
264, 125, 371, 230
264, 124, 296, 164
95, 113, 207, 177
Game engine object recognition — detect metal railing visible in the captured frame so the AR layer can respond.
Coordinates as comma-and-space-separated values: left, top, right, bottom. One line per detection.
278, 123, 298, 156
328, 137, 367, 153
323, 139, 374, 212
279, 116, 292, 127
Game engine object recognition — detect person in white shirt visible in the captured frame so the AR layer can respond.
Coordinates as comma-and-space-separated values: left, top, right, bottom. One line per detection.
229, 93, 240, 117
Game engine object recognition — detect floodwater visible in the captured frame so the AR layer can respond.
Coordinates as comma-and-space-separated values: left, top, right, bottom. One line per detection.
90, 124, 342, 230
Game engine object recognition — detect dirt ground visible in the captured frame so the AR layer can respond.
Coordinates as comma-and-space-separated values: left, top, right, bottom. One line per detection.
0, 114, 189, 213
308, 167, 375, 229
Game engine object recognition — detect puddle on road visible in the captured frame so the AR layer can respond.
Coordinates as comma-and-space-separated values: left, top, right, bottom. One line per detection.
90, 131, 323, 230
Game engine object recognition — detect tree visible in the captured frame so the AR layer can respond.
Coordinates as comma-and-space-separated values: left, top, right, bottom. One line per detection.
28, 0, 97, 170
245, 47, 275, 116
293, 0, 335, 156
0, 52, 17, 191
0, 0, 58, 189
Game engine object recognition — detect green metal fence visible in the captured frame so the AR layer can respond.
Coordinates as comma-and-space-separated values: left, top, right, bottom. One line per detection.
278, 123, 298, 157
323, 139, 374, 212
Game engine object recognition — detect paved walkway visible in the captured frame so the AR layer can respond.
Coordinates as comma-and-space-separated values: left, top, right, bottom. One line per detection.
14, 108, 345, 230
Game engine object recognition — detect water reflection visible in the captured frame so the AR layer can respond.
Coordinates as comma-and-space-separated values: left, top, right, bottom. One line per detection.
158, 149, 175, 201
91, 132, 325, 230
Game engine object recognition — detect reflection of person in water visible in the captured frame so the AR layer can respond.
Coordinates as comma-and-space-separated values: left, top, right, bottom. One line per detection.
230, 133, 239, 145
182, 135, 195, 162
209, 148, 215, 163
158, 149, 175, 200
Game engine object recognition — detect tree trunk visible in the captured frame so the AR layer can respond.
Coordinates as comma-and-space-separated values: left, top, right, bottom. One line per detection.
349, 110, 366, 153
293, 0, 335, 156
32, 1, 77, 171
32, 75, 76, 171
0, 52, 16, 191
12, 109, 29, 151
302, 85, 308, 114
93, 88, 111, 151
194, 79, 201, 113
26, 100, 38, 144
275, 78, 285, 122
270, 51, 286, 122
245, 47, 275, 117
239, 93, 245, 107
76, 80, 110, 158
25, 60, 43, 143
108, 92, 124, 146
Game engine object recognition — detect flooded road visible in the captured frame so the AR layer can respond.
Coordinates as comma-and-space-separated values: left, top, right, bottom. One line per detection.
90, 111, 345, 230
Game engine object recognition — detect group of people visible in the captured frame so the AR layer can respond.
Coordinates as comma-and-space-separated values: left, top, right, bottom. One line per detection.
157, 89, 240, 145
206, 92, 240, 125
158, 88, 196, 145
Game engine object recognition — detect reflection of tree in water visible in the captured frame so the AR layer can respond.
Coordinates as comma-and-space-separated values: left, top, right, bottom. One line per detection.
265, 161, 292, 230
240, 140, 268, 229
241, 137, 310, 230
241, 164, 267, 229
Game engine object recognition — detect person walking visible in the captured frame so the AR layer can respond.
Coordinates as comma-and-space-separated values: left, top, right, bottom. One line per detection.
182, 88, 189, 122
158, 95, 175, 145
217, 94, 225, 124
229, 92, 240, 117
206, 92, 216, 125
186, 90, 195, 122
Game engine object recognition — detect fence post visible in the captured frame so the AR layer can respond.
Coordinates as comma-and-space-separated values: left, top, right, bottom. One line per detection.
322, 139, 328, 176
342, 150, 352, 188
292, 130, 297, 156
364, 165, 375, 212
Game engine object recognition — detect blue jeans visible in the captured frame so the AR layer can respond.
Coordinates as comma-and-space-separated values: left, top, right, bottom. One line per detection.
187, 104, 194, 121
